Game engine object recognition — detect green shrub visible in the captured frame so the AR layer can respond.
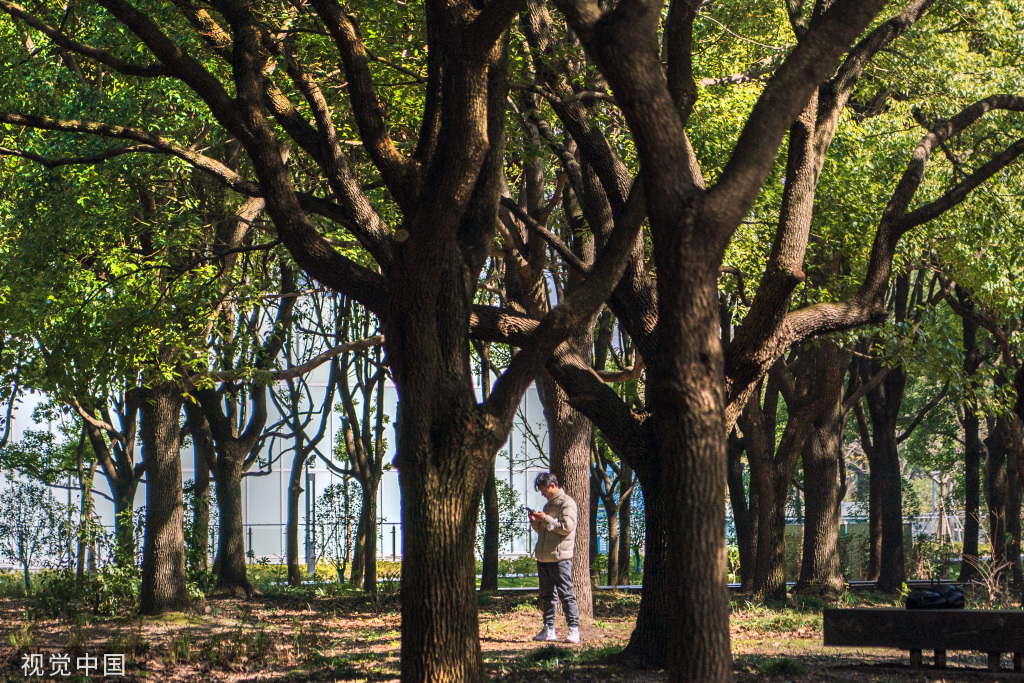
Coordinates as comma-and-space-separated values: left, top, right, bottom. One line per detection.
0, 569, 26, 598
32, 562, 141, 618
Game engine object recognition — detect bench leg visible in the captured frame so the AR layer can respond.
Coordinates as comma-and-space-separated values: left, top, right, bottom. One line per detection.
910, 649, 922, 668
934, 650, 946, 669
1015, 652, 1022, 672
988, 652, 1002, 671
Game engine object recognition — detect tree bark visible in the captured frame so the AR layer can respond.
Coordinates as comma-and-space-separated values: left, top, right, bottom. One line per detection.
186, 402, 214, 574
985, 416, 1009, 585
397, 424, 490, 683
212, 452, 252, 596
727, 432, 755, 591
618, 464, 633, 585
1007, 441, 1022, 591
350, 500, 369, 589
795, 349, 848, 595
286, 446, 306, 587
361, 477, 379, 594
112, 481, 138, 563
606, 499, 619, 586
959, 308, 983, 583
480, 468, 500, 591
139, 382, 189, 614
590, 468, 601, 587
615, 476, 671, 667
749, 465, 790, 599
869, 425, 905, 592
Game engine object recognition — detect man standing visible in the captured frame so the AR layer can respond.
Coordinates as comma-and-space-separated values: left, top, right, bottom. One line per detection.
529, 472, 581, 643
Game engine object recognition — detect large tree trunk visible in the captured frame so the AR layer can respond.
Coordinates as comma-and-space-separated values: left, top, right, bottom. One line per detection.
139, 383, 189, 614
212, 453, 253, 597
542, 368, 595, 619
286, 446, 306, 587
618, 465, 633, 585
653, 266, 732, 681
749, 467, 790, 599
796, 411, 846, 594
480, 468, 500, 592
795, 341, 848, 596
397, 427, 489, 683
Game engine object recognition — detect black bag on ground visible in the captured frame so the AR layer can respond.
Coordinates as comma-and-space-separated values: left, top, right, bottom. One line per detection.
904, 584, 966, 609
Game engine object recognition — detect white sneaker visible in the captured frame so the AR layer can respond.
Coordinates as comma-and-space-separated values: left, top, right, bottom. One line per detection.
532, 626, 557, 642
566, 626, 581, 644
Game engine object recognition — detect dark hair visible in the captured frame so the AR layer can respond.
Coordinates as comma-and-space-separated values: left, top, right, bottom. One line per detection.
534, 472, 559, 491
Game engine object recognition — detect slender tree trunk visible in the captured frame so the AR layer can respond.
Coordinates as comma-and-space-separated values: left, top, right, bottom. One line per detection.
189, 406, 214, 574
985, 418, 1009, 585
867, 464, 882, 582
480, 468, 500, 591
590, 468, 601, 587
363, 477, 379, 594
960, 405, 983, 583
959, 309, 982, 583
618, 465, 633, 585
872, 429, 905, 592
727, 435, 755, 591
212, 453, 253, 597
139, 383, 189, 614
112, 481, 138, 564
1007, 449, 1022, 590
350, 497, 369, 589
606, 502, 619, 586
286, 447, 305, 587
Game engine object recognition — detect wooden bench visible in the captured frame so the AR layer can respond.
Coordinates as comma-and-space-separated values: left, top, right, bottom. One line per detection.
824, 608, 1024, 671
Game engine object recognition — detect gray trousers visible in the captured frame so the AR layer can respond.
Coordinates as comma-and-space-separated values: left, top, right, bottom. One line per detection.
537, 559, 579, 628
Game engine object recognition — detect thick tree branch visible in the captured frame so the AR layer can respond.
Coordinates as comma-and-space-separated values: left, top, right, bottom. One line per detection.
0, 144, 158, 167
706, 0, 888, 237
468, 0, 529, 56
308, 0, 417, 208
483, 182, 645, 428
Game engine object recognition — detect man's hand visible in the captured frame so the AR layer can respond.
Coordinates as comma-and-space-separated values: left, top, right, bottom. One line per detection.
529, 511, 544, 522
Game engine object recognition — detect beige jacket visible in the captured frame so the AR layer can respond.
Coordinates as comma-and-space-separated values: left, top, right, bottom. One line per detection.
531, 489, 577, 562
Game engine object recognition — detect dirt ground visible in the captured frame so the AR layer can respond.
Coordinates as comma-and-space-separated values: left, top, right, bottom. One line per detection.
1, 591, 1020, 682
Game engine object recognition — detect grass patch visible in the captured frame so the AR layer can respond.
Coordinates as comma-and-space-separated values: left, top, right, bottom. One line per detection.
732, 604, 822, 634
